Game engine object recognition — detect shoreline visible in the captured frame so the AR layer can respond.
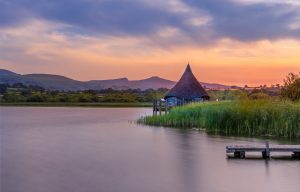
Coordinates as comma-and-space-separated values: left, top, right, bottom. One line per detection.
140, 100, 300, 138
0, 102, 152, 108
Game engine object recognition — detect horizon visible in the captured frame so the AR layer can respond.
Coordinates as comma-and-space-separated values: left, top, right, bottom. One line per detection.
2, 62, 299, 87
1, 0, 300, 86
0, 66, 289, 87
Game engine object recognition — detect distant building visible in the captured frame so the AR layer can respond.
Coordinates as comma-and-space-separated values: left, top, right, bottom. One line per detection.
164, 64, 210, 106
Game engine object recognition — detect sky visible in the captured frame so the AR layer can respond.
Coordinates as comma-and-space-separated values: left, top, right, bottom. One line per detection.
0, 0, 300, 86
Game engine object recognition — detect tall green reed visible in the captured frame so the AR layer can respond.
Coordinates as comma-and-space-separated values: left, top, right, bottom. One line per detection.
139, 100, 300, 138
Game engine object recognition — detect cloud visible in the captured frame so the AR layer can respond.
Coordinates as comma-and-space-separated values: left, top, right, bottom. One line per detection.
1, 0, 300, 86
1, 19, 299, 86
0, 0, 300, 45
0, 0, 30, 27
1, 0, 185, 35
228, 0, 300, 6
184, 0, 300, 41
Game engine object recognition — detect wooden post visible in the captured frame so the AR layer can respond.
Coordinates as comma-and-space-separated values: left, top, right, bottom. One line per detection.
155, 100, 158, 116
153, 100, 155, 116
159, 100, 162, 116
241, 151, 246, 158
153, 99, 158, 116
234, 151, 245, 158
262, 141, 270, 159
292, 152, 300, 158
234, 152, 240, 158
155, 99, 156, 116
165, 101, 168, 114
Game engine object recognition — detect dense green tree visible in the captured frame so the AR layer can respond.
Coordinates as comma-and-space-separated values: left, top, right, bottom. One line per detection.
26, 92, 47, 102
281, 73, 300, 101
0, 84, 8, 94
2, 92, 26, 102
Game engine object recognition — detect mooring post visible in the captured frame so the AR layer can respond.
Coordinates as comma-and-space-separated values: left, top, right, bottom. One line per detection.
241, 151, 246, 158
262, 141, 270, 159
234, 151, 245, 158
159, 100, 162, 116
152, 100, 155, 116
234, 152, 240, 158
153, 99, 158, 116
155, 100, 158, 116
292, 152, 300, 158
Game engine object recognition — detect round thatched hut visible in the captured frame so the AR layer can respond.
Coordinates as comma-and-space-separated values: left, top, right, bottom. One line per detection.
164, 64, 210, 106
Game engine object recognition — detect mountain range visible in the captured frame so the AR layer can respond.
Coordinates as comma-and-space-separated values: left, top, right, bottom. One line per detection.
0, 69, 238, 91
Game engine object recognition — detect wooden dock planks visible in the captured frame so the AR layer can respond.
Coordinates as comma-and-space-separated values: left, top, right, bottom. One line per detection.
226, 142, 300, 158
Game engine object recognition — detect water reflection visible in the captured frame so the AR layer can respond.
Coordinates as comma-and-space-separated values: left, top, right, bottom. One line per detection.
1, 107, 300, 192
168, 131, 202, 192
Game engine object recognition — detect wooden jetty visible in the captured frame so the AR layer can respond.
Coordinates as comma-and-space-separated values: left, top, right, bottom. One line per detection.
152, 98, 195, 116
226, 142, 300, 159
152, 99, 170, 116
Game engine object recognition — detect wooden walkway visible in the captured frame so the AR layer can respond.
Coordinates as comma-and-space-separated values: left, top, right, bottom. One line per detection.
152, 99, 169, 116
226, 142, 300, 158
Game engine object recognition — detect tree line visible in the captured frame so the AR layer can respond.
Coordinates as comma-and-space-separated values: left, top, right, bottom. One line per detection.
0, 73, 299, 103
0, 84, 168, 103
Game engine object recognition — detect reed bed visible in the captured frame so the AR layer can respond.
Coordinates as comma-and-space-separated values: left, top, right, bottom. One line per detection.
140, 100, 300, 138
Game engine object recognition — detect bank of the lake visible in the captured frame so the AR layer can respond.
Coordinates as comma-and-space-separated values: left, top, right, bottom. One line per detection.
140, 100, 300, 138
0, 102, 152, 107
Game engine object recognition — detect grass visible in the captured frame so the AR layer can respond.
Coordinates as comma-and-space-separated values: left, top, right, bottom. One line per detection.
0, 102, 152, 108
139, 100, 300, 138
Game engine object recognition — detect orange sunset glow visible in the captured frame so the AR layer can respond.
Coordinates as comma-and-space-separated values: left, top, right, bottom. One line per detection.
1, 0, 300, 86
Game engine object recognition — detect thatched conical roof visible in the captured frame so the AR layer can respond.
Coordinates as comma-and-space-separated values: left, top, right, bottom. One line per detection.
164, 64, 209, 100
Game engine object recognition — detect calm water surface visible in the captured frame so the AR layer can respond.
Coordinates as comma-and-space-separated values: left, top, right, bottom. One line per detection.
1, 107, 300, 192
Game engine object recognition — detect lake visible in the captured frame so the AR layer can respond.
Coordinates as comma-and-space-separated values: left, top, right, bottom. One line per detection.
1, 107, 300, 192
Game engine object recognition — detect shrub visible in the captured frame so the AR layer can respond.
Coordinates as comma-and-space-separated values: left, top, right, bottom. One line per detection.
281, 73, 300, 101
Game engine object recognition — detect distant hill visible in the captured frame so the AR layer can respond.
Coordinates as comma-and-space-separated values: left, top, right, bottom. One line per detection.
0, 69, 238, 91
0, 69, 18, 76
87, 76, 175, 90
